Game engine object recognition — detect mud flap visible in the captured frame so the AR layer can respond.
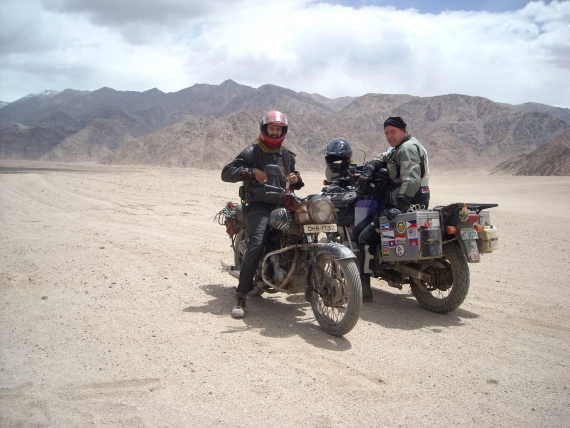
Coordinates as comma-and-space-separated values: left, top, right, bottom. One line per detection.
456, 237, 481, 263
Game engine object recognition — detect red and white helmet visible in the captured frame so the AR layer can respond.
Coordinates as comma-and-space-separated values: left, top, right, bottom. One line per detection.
260, 110, 288, 147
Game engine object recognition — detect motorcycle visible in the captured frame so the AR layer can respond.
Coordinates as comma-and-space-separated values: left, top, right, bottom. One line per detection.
217, 164, 362, 336
322, 155, 499, 314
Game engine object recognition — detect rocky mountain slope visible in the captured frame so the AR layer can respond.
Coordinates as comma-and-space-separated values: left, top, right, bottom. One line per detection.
102, 92, 570, 171
1, 81, 569, 173
500, 101, 570, 125
491, 130, 570, 176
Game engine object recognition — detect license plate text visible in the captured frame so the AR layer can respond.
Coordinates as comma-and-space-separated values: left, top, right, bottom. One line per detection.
303, 224, 338, 233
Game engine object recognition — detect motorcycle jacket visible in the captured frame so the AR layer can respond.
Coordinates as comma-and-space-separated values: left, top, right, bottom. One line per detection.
221, 141, 304, 205
365, 135, 430, 209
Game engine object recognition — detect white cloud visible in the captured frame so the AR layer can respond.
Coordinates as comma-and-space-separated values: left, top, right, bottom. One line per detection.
0, 0, 569, 108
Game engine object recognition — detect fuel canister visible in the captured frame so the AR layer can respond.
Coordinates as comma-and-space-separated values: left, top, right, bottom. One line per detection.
477, 225, 499, 253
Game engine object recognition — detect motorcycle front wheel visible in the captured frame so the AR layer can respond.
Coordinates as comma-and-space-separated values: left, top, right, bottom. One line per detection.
310, 253, 362, 336
410, 242, 470, 314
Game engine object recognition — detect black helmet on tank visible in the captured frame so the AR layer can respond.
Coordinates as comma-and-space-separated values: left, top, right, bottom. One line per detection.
325, 139, 353, 173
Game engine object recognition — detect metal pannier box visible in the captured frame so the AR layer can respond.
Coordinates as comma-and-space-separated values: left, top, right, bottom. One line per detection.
378, 211, 443, 261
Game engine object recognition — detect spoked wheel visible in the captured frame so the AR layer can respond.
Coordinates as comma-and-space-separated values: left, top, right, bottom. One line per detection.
410, 242, 470, 313
311, 253, 362, 336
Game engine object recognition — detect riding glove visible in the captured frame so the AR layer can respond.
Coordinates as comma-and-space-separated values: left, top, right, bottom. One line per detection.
395, 195, 411, 212
382, 208, 401, 221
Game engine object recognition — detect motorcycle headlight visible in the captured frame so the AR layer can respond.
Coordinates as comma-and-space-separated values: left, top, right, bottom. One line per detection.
269, 207, 294, 231
308, 197, 337, 224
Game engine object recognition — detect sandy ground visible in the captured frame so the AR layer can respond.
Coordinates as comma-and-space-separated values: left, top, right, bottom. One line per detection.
0, 159, 569, 427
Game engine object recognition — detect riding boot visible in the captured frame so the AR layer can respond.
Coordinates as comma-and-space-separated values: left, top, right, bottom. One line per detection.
360, 274, 373, 302
231, 292, 247, 318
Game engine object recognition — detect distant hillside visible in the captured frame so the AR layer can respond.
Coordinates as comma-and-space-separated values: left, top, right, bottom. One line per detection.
502, 102, 570, 125
1, 81, 570, 174
491, 130, 570, 176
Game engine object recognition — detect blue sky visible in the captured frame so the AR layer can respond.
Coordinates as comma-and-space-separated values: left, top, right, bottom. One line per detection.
0, 0, 569, 107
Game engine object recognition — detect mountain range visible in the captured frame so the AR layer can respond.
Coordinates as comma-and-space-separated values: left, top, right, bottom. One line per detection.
1, 80, 569, 174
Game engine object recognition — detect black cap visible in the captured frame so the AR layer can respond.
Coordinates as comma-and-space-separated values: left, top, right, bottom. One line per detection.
384, 116, 407, 131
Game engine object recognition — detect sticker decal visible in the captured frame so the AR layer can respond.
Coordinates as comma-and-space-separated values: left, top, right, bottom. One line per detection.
407, 219, 417, 229
397, 221, 406, 233
395, 233, 407, 242
382, 248, 390, 257
408, 228, 418, 239
395, 244, 405, 257
409, 238, 419, 247
381, 223, 390, 231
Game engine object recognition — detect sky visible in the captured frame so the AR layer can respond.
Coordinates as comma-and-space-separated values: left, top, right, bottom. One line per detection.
0, 0, 569, 107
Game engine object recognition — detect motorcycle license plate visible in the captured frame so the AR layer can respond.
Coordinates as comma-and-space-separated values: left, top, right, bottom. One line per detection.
303, 224, 337, 233
460, 228, 478, 240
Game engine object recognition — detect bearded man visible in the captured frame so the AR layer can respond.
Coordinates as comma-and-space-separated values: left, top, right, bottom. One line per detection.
221, 111, 304, 318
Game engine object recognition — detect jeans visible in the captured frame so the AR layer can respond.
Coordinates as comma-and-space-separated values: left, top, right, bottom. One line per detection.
236, 204, 274, 294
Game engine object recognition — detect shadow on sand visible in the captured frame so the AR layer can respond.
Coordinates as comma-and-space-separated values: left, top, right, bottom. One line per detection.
183, 283, 352, 351
183, 280, 479, 349
360, 284, 480, 331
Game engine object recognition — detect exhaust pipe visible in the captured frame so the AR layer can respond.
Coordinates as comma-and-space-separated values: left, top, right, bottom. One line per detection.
220, 260, 240, 279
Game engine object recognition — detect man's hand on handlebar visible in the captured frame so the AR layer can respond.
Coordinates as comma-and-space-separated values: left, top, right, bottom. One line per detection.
254, 168, 268, 184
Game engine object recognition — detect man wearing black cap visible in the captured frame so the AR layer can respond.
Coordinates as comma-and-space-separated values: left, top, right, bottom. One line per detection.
366, 116, 430, 211
356, 116, 430, 301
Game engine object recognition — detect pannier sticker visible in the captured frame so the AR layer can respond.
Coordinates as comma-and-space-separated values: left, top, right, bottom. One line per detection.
409, 238, 419, 247
381, 231, 394, 241
395, 233, 406, 242
397, 221, 406, 233
381, 223, 390, 231
407, 219, 417, 229
408, 228, 417, 239
382, 240, 396, 248
382, 248, 391, 257
395, 245, 405, 257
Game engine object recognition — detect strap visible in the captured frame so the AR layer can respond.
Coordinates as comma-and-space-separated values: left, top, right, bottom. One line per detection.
282, 148, 291, 177
253, 143, 261, 169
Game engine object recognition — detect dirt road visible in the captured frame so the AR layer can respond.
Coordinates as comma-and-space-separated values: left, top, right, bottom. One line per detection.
1, 160, 568, 427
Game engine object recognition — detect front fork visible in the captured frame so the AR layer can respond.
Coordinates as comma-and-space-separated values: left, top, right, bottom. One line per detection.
307, 234, 323, 296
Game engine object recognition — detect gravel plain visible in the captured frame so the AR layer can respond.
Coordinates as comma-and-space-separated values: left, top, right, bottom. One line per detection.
0, 160, 569, 427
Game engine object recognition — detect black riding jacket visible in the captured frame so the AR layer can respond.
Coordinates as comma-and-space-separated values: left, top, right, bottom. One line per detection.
221, 143, 304, 205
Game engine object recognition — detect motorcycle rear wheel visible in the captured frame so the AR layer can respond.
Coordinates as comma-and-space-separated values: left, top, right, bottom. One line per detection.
410, 242, 470, 314
311, 254, 362, 336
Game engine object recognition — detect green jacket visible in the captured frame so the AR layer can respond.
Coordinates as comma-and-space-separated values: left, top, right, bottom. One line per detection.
367, 135, 430, 209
